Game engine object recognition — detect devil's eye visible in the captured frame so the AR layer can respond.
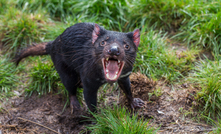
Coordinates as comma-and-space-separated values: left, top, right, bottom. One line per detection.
124, 44, 130, 50
100, 41, 106, 46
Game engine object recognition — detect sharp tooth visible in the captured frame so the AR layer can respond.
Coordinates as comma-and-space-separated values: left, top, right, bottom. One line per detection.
118, 60, 120, 63
114, 74, 117, 79
106, 73, 109, 78
106, 58, 109, 61
116, 71, 118, 74
106, 69, 109, 73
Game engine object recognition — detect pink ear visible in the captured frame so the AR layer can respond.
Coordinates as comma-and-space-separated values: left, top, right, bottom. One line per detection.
92, 24, 100, 44
133, 29, 140, 47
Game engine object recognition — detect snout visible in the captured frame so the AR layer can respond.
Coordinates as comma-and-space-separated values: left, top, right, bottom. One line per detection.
108, 43, 120, 56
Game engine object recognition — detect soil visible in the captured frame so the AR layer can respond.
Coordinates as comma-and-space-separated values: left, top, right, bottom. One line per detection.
0, 72, 213, 134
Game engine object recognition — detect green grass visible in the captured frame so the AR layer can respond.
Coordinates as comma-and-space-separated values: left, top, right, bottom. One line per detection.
85, 106, 158, 134
190, 59, 221, 120
0, 0, 8, 14
25, 56, 62, 96
2, 0, 221, 56
213, 119, 221, 133
134, 27, 197, 83
128, 0, 191, 31
0, 55, 22, 100
3, 0, 221, 56
16, 0, 78, 20
15, 0, 129, 31
127, 0, 221, 57
69, 0, 129, 31
0, 7, 48, 56
173, 7, 221, 58
44, 21, 73, 40
24, 56, 84, 112
25, 56, 84, 104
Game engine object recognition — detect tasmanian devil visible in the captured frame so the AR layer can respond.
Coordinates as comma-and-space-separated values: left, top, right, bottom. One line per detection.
14, 23, 144, 113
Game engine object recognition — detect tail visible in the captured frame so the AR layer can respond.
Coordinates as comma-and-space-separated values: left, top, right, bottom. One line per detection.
14, 42, 49, 66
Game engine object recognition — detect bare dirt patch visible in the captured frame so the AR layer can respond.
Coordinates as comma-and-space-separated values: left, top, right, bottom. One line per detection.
0, 94, 91, 134
122, 72, 212, 133
0, 72, 212, 134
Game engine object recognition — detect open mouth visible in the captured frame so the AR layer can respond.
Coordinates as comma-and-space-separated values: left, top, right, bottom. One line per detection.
102, 58, 124, 82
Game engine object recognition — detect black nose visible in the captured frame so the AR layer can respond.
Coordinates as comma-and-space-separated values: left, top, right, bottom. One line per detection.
108, 45, 120, 56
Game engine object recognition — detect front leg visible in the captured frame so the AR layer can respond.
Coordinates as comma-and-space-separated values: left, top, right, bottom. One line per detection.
82, 78, 102, 112
118, 76, 144, 109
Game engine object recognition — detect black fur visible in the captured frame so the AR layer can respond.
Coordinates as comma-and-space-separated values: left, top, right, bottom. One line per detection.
15, 23, 144, 112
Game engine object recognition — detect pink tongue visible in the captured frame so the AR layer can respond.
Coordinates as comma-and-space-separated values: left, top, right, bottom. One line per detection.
107, 60, 119, 78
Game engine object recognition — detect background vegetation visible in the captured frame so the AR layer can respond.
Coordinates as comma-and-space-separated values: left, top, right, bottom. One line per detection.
1, 0, 221, 132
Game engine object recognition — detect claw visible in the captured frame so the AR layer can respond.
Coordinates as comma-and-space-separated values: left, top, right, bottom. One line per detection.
70, 104, 74, 114
130, 98, 145, 109
70, 95, 81, 114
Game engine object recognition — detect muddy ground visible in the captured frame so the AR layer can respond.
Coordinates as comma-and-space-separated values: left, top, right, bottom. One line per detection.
0, 72, 213, 134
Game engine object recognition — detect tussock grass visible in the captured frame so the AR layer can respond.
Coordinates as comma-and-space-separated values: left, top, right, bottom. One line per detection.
0, 0, 8, 14
213, 119, 221, 133
0, 55, 22, 99
25, 56, 83, 101
85, 106, 158, 134
15, 0, 131, 31
25, 56, 62, 96
128, 0, 221, 57
2, 0, 221, 57
190, 59, 221, 120
16, 0, 76, 19
134, 27, 197, 83
128, 0, 191, 31
25, 56, 84, 109
3, 0, 220, 56
0, 7, 48, 56
173, 7, 221, 58
70, 0, 129, 31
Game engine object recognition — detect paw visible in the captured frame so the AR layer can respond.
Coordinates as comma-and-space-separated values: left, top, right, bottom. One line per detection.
130, 98, 145, 109
70, 96, 81, 114
70, 103, 81, 114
